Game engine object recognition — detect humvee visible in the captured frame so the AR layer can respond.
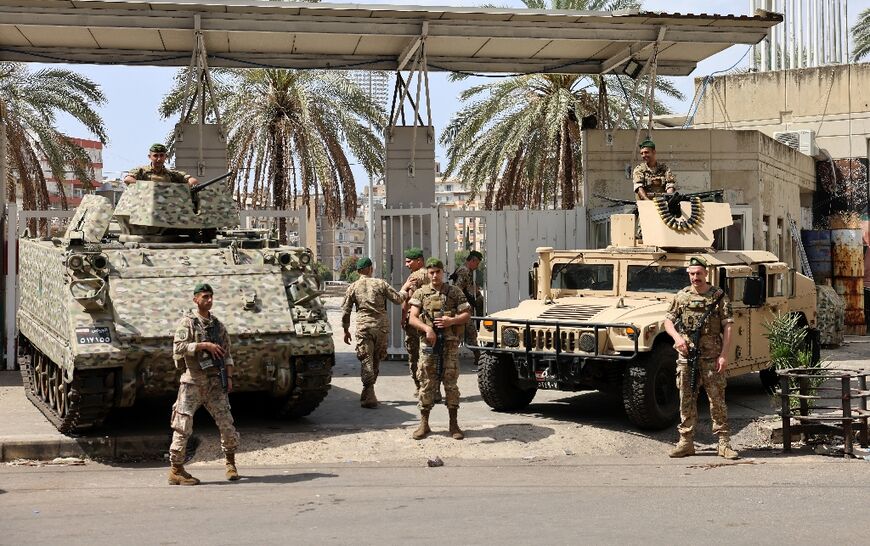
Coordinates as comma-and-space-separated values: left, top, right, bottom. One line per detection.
474, 197, 817, 429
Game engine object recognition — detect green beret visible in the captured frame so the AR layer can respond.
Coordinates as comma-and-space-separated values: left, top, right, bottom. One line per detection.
688, 257, 708, 267
639, 139, 656, 150
356, 257, 373, 270
193, 282, 213, 295
467, 250, 483, 261
404, 247, 424, 259
425, 258, 444, 269
149, 143, 168, 153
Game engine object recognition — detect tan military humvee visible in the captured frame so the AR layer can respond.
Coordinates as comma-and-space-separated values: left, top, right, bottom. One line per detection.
474, 197, 817, 429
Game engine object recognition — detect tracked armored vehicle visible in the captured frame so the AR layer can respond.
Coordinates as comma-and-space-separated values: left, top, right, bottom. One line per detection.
474, 196, 817, 429
17, 178, 334, 433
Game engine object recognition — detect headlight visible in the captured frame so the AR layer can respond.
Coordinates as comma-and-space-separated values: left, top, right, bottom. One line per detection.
66, 254, 85, 271
579, 332, 597, 352
89, 254, 109, 271
299, 253, 311, 265
482, 319, 495, 332
502, 327, 520, 348
614, 326, 638, 340
277, 252, 293, 266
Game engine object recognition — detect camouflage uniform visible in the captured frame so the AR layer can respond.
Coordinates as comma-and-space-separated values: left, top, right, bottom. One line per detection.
409, 283, 470, 410
665, 285, 734, 440
128, 164, 192, 184
403, 267, 430, 391
451, 265, 481, 348
632, 162, 676, 199
169, 312, 239, 465
341, 274, 405, 391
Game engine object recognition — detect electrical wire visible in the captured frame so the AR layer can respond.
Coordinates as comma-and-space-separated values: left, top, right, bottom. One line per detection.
682, 46, 752, 128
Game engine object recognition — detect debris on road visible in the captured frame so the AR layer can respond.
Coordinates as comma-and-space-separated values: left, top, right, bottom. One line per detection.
427, 456, 444, 467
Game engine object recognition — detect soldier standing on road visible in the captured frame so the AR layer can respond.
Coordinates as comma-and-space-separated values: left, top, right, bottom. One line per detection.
450, 250, 484, 369
663, 257, 739, 460
169, 282, 240, 486
633, 139, 676, 201
408, 258, 471, 440
400, 247, 430, 398
342, 257, 405, 409
123, 143, 199, 186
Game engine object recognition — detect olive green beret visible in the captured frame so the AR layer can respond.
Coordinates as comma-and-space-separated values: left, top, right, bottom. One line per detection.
639, 139, 656, 150
149, 143, 168, 153
356, 257, 373, 270
193, 282, 213, 295
404, 247, 424, 259
688, 256, 708, 267
425, 258, 444, 269
467, 250, 483, 261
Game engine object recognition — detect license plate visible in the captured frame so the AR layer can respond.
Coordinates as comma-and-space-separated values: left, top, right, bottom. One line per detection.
535, 370, 558, 389
75, 326, 112, 345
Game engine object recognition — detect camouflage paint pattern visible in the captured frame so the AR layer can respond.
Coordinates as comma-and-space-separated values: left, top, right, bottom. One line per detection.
816, 284, 845, 346
114, 180, 237, 230
63, 194, 114, 242
355, 326, 388, 387
632, 162, 676, 197
676, 357, 729, 438
169, 376, 239, 464
418, 343, 460, 410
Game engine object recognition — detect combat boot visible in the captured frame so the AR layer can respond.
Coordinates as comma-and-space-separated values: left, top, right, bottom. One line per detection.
448, 407, 464, 440
168, 464, 200, 486
717, 437, 740, 460
360, 385, 378, 409
669, 437, 695, 458
225, 453, 240, 481
412, 409, 431, 440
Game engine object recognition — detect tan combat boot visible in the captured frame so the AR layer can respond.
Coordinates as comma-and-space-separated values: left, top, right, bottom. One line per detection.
360, 385, 378, 409
717, 437, 740, 460
448, 407, 464, 440
168, 464, 200, 486
669, 437, 695, 458
225, 453, 240, 481
412, 409, 431, 440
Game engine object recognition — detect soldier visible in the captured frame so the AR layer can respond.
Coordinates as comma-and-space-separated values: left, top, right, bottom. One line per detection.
663, 257, 739, 460
633, 139, 676, 201
450, 250, 484, 368
169, 282, 240, 486
408, 258, 471, 440
399, 247, 429, 398
341, 257, 405, 408
124, 143, 199, 186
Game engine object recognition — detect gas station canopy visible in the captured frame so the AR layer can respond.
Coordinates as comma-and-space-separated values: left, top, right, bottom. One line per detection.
0, 0, 781, 75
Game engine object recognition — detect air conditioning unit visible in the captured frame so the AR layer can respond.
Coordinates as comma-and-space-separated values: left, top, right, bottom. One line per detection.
773, 130, 818, 157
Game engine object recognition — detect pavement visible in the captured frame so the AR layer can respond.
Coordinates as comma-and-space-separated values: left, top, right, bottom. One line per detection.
2, 295, 868, 463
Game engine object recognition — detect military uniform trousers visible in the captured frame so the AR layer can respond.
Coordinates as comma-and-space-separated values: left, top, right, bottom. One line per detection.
417, 342, 460, 410
404, 325, 421, 388
677, 356, 729, 438
356, 325, 388, 387
169, 375, 239, 464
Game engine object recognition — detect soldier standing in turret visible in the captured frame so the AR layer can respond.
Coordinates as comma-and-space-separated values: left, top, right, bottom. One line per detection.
124, 143, 199, 186
450, 250, 484, 369
633, 139, 676, 201
663, 257, 739, 460
408, 258, 471, 440
169, 282, 240, 485
342, 257, 405, 409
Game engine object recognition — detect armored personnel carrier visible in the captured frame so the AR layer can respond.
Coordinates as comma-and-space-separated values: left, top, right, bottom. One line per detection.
17, 177, 334, 433
474, 196, 818, 429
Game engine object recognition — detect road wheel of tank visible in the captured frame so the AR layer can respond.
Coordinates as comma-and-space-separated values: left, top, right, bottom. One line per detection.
269, 357, 334, 419
478, 351, 537, 411
622, 343, 680, 430
35, 353, 50, 402
51, 363, 70, 418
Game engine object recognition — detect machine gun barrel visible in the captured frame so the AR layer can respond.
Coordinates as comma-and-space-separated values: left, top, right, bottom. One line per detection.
190, 171, 234, 195
593, 193, 637, 206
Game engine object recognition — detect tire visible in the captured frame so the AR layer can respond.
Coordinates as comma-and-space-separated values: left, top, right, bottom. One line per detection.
478, 351, 537, 411
622, 343, 679, 430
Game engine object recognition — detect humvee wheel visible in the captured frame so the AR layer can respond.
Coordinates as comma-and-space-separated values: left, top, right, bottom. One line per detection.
623, 343, 679, 430
478, 351, 537, 411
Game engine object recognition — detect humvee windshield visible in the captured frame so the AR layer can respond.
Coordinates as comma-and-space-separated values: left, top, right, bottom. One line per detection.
626, 265, 687, 293
551, 264, 614, 290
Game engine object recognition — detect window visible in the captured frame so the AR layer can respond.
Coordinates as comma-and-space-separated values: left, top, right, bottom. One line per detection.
776, 218, 784, 261
762, 215, 770, 251
626, 265, 688, 293
551, 264, 614, 291
730, 278, 747, 303
714, 214, 745, 250
591, 219, 610, 249
767, 273, 784, 297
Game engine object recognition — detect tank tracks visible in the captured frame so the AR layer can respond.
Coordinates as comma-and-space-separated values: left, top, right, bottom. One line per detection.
272, 355, 334, 419
18, 338, 115, 434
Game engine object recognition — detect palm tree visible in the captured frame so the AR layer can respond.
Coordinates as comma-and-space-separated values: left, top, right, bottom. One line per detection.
851, 8, 870, 61
441, 0, 683, 210
1, 62, 107, 211
159, 68, 385, 226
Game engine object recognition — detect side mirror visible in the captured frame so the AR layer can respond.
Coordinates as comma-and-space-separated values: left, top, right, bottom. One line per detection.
529, 262, 539, 298
742, 276, 765, 307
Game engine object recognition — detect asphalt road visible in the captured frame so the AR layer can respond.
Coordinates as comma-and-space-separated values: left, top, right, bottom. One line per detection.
2, 456, 869, 545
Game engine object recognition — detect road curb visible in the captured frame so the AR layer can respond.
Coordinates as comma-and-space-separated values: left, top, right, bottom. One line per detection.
1, 434, 169, 462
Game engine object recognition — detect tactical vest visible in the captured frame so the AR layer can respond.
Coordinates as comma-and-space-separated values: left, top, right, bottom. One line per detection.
680, 287, 724, 337
419, 284, 461, 340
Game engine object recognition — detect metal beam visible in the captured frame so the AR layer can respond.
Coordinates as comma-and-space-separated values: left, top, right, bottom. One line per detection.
600, 36, 666, 74
396, 21, 427, 73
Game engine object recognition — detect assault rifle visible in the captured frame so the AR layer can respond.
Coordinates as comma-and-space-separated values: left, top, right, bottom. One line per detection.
420, 309, 446, 380
205, 320, 229, 392
675, 289, 725, 392
190, 171, 234, 195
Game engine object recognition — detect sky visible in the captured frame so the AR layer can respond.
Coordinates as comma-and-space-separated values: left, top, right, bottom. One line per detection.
44, 0, 866, 188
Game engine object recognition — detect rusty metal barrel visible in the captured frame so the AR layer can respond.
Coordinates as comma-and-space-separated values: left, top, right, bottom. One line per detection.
831, 228, 866, 335
801, 229, 832, 282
